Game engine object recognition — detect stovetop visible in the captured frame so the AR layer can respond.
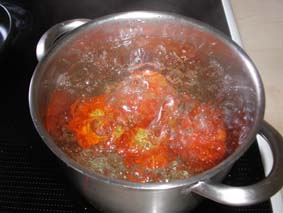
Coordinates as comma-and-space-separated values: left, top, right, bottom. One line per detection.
0, 0, 273, 212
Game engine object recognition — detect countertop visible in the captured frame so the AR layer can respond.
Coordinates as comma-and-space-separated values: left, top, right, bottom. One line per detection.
231, 0, 283, 202
231, 0, 283, 134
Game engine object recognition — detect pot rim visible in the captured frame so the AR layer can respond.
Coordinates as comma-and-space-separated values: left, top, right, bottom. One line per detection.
0, 3, 13, 51
29, 11, 265, 190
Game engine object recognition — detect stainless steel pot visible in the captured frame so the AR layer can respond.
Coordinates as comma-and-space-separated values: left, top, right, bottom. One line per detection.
29, 11, 283, 212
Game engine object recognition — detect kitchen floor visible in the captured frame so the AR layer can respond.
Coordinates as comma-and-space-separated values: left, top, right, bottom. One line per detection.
231, 0, 283, 200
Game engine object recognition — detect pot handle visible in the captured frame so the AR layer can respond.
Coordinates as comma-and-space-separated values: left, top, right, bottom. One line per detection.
190, 120, 283, 206
36, 19, 91, 61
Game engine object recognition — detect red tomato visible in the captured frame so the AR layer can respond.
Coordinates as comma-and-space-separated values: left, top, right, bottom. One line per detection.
67, 70, 177, 149
171, 102, 227, 173
116, 127, 171, 169
108, 70, 178, 128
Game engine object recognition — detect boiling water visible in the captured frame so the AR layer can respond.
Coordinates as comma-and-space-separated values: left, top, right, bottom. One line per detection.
44, 35, 254, 182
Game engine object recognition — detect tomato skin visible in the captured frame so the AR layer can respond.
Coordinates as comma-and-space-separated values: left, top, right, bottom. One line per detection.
170, 103, 227, 173
68, 95, 119, 148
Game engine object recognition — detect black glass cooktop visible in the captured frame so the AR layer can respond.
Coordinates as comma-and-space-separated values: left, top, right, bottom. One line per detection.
0, 0, 272, 212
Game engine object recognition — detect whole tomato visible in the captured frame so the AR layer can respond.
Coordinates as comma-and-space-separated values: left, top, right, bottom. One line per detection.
170, 102, 227, 173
